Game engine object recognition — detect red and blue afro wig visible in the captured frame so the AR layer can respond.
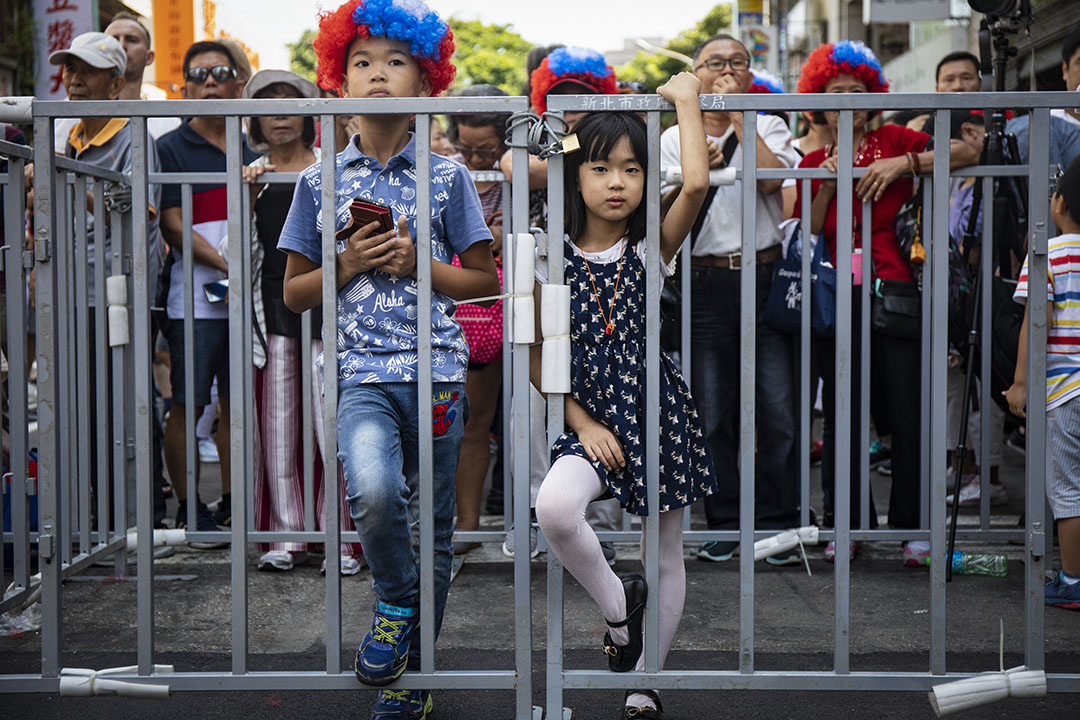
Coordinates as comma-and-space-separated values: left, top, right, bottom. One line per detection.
314, 0, 455, 96
748, 68, 785, 94
796, 40, 888, 95
530, 46, 618, 115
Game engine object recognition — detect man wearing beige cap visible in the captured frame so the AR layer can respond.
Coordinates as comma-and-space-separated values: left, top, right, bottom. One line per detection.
26, 31, 162, 528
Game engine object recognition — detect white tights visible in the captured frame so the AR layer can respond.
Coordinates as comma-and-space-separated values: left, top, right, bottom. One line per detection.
535, 455, 686, 707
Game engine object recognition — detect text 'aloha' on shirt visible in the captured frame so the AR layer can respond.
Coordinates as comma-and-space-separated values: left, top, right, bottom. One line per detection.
277, 133, 492, 386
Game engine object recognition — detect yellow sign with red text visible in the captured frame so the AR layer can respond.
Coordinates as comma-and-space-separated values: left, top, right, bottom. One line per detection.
152, 0, 195, 98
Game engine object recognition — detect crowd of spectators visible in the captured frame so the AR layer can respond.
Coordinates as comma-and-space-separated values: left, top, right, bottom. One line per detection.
7, 5, 1079, 595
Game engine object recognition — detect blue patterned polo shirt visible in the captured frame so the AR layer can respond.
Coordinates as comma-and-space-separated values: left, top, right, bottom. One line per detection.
277, 133, 491, 386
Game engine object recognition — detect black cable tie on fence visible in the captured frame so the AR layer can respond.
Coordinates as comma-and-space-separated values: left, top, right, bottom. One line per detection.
505, 111, 570, 160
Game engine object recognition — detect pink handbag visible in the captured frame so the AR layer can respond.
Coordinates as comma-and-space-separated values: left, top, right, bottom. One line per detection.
451, 256, 504, 365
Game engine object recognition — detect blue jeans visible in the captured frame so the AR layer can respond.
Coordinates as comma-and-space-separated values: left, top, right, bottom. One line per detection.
337, 382, 467, 644
690, 261, 798, 530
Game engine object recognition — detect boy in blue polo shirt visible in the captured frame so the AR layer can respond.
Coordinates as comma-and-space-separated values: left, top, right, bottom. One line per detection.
278, 2, 499, 717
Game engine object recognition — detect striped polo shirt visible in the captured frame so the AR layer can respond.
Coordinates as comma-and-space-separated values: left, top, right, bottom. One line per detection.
1015, 232, 1080, 410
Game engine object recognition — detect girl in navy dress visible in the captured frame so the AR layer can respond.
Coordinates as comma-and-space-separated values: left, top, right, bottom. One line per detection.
532, 71, 716, 719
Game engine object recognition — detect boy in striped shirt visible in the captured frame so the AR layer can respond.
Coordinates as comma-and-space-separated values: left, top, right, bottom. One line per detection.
1006, 154, 1080, 610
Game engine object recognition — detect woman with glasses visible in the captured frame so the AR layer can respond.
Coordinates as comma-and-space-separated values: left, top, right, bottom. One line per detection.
444, 84, 511, 556
793, 41, 978, 566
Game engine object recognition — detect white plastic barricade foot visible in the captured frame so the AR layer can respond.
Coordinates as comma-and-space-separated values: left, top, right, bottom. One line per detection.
59, 665, 174, 699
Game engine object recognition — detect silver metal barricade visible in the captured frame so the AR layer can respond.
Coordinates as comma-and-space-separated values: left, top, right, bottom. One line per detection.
0, 91, 1076, 715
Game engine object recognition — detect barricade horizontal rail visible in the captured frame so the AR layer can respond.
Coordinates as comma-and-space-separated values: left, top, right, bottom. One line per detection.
1, 93, 1077, 718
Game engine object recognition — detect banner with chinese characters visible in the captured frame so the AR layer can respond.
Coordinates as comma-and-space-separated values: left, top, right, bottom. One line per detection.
33, 0, 93, 100
153, 0, 196, 99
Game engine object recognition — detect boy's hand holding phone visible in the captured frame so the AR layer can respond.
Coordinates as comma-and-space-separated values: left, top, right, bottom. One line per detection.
336, 200, 396, 284
379, 215, 417, 279
337, 220, 398, 282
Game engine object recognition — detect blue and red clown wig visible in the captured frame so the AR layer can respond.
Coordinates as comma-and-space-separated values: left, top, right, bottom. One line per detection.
530, 46, 618, 116
748, 68, 784, 94
796, 40, 888, 96
313, 0, 456, 97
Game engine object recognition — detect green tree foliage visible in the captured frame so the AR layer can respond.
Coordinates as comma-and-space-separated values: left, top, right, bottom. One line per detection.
614, 3, 733, 92
448, 17, 532, 94
288, 29, 318, 84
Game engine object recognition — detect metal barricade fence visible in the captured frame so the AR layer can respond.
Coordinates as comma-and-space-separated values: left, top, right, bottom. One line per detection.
541, 90, 1075, 713
0, 91, 1077, 715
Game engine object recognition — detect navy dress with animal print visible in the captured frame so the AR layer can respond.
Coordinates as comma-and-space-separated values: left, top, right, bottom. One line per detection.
550, 239, 716, 516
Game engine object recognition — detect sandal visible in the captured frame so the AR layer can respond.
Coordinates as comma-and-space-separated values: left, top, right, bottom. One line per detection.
603, 574, 648, 672
620, 689, 663, 719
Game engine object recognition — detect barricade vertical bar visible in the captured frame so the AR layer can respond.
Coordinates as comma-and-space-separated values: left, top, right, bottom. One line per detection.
920, 177, 933, 532
301, 311, 314, 531
4, 148, 29, 587
509, 114, 533, 720
929, 110, 951, 676
644, 107, 663, 673
500, 177, 513, 530
241, 185, 256, 536
737, 109, 758, 674
545, 145, 566, 719
130, 116, 155, 675
833, 110, 853, 675
680, 209, 693, 538
57, 179, 73, 565
1024, 108, 1050, 671
109, 197, 127, 574
546, 150, 565, 459
182, 182, 196, 533
33, 116, 63, 677
799, 181, 811, 528
920, 181, 933, 531
415, 114, 436, 676
92, 179, 109, 550
225, 116, 249, 675
859, 199, 871, 530
978, 175, 993, 531
73, 174, 91, 555
4, 152, 29, 591
319, 113, 342, 675
121, 200, 137, 538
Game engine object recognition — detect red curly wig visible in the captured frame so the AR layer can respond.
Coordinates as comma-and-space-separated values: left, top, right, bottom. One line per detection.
313, 0, 456, 97
796, 40, 889, 96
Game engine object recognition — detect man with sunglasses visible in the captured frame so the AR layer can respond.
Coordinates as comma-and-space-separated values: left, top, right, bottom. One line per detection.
155, 41, 259, 544
659, 34, 801, 565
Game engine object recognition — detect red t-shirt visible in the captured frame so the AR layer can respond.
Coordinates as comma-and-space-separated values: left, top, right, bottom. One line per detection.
795, 124, 930, 283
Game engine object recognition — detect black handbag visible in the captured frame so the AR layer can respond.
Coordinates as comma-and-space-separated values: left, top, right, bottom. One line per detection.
870, 278, 921, 340
659, 134, 738, 352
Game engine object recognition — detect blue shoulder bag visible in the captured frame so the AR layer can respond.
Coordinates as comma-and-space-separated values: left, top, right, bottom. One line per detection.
764, 221, 836, 336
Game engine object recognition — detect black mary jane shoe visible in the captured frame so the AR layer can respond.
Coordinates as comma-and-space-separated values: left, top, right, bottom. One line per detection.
603, 574, 648, 672
620, 689, 664, 719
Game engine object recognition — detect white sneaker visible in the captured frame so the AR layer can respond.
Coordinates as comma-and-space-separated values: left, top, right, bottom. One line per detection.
321, 554, 367, 575
946, 475, 1008, 506
502, 523, 540, 559
450, 554, 465, 583
198, 437, 220, 464
257, 550, 307, 571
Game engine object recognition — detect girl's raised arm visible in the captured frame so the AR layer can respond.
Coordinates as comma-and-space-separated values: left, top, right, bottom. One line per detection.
656, 72, 709, 265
